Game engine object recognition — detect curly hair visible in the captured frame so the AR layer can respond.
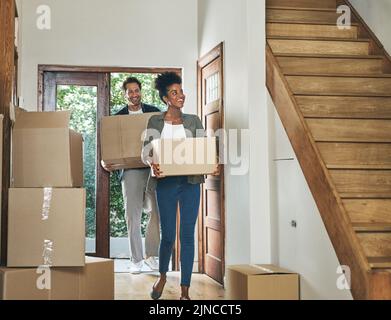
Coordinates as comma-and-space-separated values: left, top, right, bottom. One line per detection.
155, 72, 182, 103
122, 76, 142, 92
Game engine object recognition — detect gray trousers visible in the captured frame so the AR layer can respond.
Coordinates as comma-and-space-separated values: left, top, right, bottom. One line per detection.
121, 169, 160, 263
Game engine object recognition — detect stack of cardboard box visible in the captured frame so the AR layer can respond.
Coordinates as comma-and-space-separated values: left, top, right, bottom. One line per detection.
0, 110, 114, 300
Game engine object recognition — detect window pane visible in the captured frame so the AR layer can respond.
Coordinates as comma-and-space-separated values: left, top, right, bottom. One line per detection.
56, 85, 98, 254
206, 72, 219, 104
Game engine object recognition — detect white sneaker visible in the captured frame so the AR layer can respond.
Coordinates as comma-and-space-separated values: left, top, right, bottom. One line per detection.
144, 257, 159, 271
129, 260, 144, 274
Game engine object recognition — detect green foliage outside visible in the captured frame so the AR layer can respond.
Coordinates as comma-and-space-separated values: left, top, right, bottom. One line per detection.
57, 85, 97, 239
57, 73, 165, 239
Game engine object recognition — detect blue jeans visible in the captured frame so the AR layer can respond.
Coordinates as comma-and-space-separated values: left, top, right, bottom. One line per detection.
156, 176, 200, 287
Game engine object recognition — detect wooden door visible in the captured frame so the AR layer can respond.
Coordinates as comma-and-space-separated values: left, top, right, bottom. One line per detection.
40, 70, 110, 258
197, 43, 225, 284
0, 0, 16, 265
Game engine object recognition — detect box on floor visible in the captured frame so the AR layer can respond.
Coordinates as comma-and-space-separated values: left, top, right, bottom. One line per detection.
151, 137, 217, 176
0, 257, 114, 300
7, 188, 85, 267
226, 264, 300, 300
100, 112, 160, 169
12, 110, 83, 187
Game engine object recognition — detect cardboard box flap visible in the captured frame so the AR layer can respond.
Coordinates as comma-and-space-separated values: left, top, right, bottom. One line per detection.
230, 264, 297, 276
14, 111, 71, 129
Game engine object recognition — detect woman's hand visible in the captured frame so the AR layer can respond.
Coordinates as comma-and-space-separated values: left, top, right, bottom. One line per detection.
101, 160, 115, 172
151, 162, 165, 178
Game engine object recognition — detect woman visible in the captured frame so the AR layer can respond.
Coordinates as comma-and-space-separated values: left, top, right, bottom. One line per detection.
142, 72, 218, 300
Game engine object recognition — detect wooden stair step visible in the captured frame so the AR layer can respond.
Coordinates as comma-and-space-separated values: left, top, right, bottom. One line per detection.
268, 36, 370, 42
268, 37, 370, 55
278, 56, 384, 75
353, 223, 391, 232
267, 0, 337, 10
356, 232, 391, 258
307, 119, 391, 142
267, 22, 358, 39
287, 75, 391, 95
368, 257, 391, 269
296, 92, 391, 97
330, 170, 391, 195
296, 96, 391, 119
319, 142, 391, 170
267, 19, 359, 26
275, 53, 383, 59
266, 8, 357, 25
267, 6, 338, 12
340, 193, 391, 199
343, 199, 391, 224
287, 73, 391, 78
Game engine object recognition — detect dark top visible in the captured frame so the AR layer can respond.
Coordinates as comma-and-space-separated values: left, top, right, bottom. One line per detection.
142, 113, 206, 191
115, 103, 160, 115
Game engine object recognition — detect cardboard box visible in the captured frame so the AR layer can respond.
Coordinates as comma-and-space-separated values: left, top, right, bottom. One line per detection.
100, 112, 160, 169
0, 257, 114, 300
151, 137, 217, 176
7, 188, 86, 267
226, 264, 300, 300
12, 110, 83, 187
52, 257, 114, 300
10, 103, 27, 124
0, 267, 50, 300
77, 256, 114, 300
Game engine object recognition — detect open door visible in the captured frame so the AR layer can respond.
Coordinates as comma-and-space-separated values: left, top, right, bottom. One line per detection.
197, 43, 225, 284
40, 70, 110, 258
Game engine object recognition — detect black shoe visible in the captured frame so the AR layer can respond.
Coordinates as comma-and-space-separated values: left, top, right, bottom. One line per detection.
150, 280, 165, 300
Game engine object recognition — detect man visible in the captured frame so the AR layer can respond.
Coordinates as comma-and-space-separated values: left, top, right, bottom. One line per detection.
102, 77, 160, 274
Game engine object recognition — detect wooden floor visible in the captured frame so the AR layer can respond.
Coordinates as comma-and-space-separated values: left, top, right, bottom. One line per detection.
115, 272, 226, 300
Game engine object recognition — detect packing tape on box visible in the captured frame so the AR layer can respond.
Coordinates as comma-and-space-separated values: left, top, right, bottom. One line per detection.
42, 188, 54, 266
42, 187, 53, 220
42, 239, 54, 266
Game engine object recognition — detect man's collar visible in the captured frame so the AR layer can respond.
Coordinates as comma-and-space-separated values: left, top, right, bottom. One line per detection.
127, 103, 143, 112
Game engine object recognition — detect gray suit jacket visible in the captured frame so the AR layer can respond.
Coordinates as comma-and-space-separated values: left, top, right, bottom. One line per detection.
142, 113, 206, 191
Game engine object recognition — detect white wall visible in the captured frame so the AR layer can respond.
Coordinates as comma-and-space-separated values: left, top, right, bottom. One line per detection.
17, 0, 199, 265
268, 93, 352, 300
198, 0, 269, 267
18, 0, 198, 113
350, 0, 391, 54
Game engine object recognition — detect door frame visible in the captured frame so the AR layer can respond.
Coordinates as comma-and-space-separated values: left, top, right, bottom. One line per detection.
38, 65, 181, 111
197, 43, 226, 280
39, 70, 110, 258
38, 65, 182, 260
0, 0, 16, 265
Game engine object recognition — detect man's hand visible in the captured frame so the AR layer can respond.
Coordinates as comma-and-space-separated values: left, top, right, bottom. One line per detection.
212, 164, 220, 176
151, 162, 165, 178
101, 160, 115, 172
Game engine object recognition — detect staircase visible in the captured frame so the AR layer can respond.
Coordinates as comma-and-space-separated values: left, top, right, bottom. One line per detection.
266, 0, 391, 299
